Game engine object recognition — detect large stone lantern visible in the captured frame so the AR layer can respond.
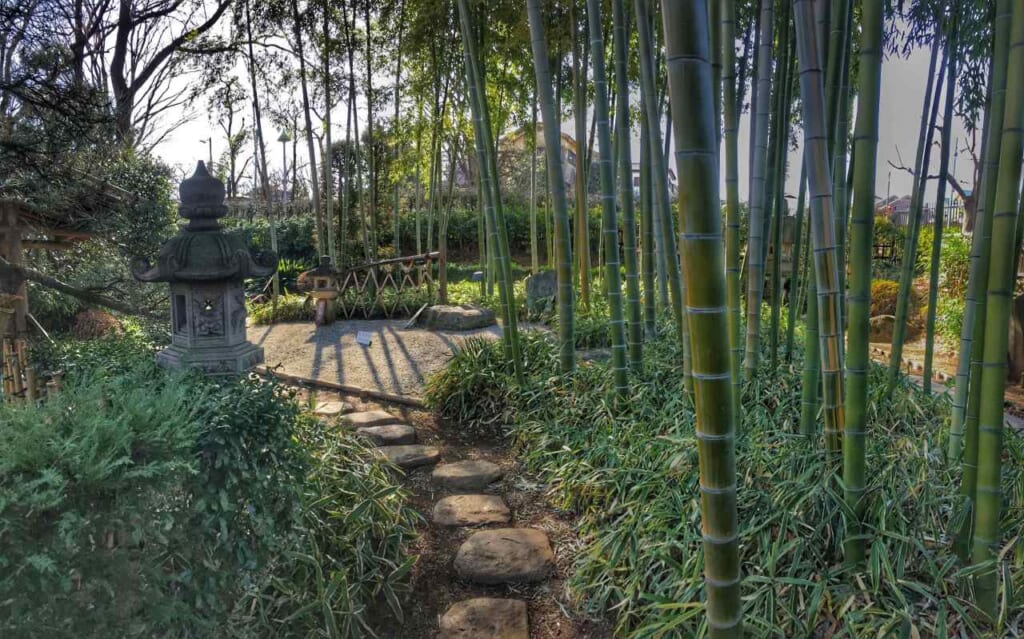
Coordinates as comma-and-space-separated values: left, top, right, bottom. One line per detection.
133, 162, 277, 373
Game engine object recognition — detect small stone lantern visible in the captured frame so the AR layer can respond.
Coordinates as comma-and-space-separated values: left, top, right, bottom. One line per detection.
299, 256, 339, 325
133, 162, 277, 374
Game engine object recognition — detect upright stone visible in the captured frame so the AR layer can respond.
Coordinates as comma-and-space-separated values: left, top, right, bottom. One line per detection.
132, 162, 277, 374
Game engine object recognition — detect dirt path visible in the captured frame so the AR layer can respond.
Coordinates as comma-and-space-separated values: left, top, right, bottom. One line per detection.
249, 320, 504, 400
290, 388, 610, 638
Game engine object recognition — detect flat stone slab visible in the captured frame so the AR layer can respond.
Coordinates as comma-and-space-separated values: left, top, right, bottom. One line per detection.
432, 460, 504, 491
378, 445, 440, 469
438, 598, 528, 639
312, 400, 351, 417
355, 424, 416, 445
342, 410, 398, 428
433, 495, 511, 526
420, 305, 496, 331
454, 528, 554, 584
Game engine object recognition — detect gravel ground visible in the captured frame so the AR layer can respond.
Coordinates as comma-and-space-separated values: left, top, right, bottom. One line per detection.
248, 319, 508, 399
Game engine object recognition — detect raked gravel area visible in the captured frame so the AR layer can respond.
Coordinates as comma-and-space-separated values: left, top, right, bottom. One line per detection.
248, 319, 509, 399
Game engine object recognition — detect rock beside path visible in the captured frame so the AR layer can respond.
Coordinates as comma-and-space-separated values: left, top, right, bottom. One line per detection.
378, 445, 441, 469
454, 528, 554, 584
432, 460, 504, 491
433, 495, 511, 526
437, 598, 528, 639
420, 305, 496, 331
343, 410, 399, 428
355, 424, 416, 445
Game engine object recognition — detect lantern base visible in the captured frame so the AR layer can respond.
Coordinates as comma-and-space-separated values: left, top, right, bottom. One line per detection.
156, 340, 264, 375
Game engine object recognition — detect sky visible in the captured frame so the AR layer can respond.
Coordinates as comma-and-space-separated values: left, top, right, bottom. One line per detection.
154, 38, 968, 208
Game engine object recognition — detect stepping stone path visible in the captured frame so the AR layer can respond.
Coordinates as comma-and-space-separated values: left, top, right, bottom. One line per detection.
356, 424, 417, 445
454, 528, 555, 584
343, 410, 399, 428
312, 400, 351, 418
432, 460, 504, 491
437, 598, 528, 639
433, 495, 510, 526
378, 444, 440, 469
301, 402, 551, 636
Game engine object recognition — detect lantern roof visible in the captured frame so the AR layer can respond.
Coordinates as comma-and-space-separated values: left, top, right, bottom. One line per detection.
132, 162, 277, 283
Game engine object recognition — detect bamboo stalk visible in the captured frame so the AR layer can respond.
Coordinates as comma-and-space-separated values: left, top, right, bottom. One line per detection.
662, 1, 742, 634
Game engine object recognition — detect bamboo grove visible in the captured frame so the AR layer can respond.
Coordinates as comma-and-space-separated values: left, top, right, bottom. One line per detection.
65, 0, 1020, 632
450, 0, 1024, 633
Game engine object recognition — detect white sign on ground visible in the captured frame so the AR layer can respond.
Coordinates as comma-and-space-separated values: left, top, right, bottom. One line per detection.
356, 331, 373, 346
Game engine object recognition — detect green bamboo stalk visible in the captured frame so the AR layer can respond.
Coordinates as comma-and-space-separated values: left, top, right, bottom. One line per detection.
586, 0, 629, 396
786, 167, 808, 361
950, 0, 1010, 462
640, 116, 658, 338
744, 0, 775, 378
613, 0, 643, 368
662, 1, 742, 634
722, 0, 743, 416
456, 0, 523, 384
971, 1, 1024, 616
924, 20, 959, 395
826, 0, 852, 325
888, 31, 946, 391
800, 269, 820, 435
793, 0, 846, 456
530, 93, 539, 275
527, 0, 575, 373
636, 0, 687, 367
769, 19, 795, 371
570, 0, 591, 311
842, 0, 883, 568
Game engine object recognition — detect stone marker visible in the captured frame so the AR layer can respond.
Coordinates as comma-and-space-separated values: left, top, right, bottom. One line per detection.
419, 304, 496, 331
343, 410, 398, 428
454, 528, 554, 584
433, 495, 511, 526
525, 270, 557, 315
378, 445, 440, 469
432, 460, 504, 491
356, 424, 417, 445
438, 598, 528, 639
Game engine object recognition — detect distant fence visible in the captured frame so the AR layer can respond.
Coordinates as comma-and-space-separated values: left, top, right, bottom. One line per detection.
886, 200, 967, 229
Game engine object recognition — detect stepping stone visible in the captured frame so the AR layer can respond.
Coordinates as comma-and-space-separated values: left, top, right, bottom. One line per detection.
454, 528, 554, 584
312, 400, 351, 418
343, 410, 398, 428
438, 598, 528, 639
433, 495, 511, 526
432, 460, 504, 491
378, 445, 440, 469
356, 424, 417, 445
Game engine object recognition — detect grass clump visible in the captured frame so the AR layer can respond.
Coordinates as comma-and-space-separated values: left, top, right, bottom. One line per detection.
425, 328, 1024, 638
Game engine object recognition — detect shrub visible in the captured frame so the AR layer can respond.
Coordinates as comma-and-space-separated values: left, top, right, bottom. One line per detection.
4, 338, 418, 637
69, 309, 123, 339
917, 227, 972, 299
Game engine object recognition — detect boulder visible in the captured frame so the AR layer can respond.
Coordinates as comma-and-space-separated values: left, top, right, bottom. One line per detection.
420, 305, 496, 331
869, 314, 896, 343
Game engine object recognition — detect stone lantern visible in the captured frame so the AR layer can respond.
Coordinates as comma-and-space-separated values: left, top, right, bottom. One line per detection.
299, 256, 339, 325
133, 162, 277, 374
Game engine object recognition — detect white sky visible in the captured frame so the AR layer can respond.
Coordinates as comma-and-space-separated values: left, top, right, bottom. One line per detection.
155, 39, 968, 207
